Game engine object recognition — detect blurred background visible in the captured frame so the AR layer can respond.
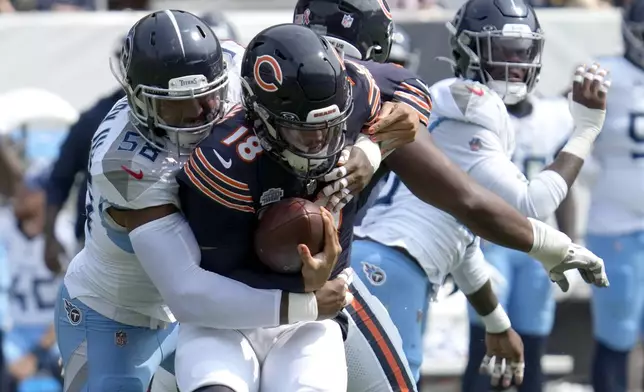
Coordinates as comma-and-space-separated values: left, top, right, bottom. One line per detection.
0, 1, 634, 391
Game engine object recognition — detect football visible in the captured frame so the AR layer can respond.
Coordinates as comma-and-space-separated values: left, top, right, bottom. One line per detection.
254, 198, 324, 273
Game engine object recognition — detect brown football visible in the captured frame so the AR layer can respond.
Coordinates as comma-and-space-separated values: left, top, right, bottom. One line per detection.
254, 198, 324, 273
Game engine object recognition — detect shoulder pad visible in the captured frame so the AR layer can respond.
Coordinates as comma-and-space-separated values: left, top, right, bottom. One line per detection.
90, 113, 185, 210
179, 108, 257, 214
430, 78, 511, 133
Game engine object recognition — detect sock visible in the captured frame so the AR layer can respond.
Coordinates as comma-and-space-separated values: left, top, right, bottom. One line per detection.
592, 340, 628, 392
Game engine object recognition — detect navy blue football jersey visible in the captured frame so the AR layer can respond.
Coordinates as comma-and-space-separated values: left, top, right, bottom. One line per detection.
352, 60, 433, 212
353, 59, 432, 126
177, 61, 380, 292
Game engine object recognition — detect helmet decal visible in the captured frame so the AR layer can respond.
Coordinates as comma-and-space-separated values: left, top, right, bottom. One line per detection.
254, 55, 283, 92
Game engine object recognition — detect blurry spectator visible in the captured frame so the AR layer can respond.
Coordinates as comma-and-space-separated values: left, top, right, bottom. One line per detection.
0, 0, 15, 11
0, 142, 22, 199
43, 88, 124, 273
107, 0, 148, 9
1, 163, 74, 392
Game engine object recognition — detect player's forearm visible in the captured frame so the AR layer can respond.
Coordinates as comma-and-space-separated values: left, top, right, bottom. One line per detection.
555, 187, 578, 240
129, 213, 282, 329
129, 212, 318, 328
0, 143, 21, 197
546, 152, 584, 188
466, 280, 498, 317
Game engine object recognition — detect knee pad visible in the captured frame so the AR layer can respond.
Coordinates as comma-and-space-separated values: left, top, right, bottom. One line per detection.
194, 386, 236, 392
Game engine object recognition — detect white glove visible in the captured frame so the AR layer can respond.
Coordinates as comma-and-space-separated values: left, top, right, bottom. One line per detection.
528, 218, 609, 292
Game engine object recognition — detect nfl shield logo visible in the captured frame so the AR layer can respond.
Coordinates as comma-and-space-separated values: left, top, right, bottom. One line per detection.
115, 331, 127, 347
469, 137, 482, 151
341, 14, 354, 28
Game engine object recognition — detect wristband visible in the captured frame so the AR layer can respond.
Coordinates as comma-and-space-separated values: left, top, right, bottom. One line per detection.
355, 134, 382, 173
481, 304, 511, 334
288, 293, 318, 323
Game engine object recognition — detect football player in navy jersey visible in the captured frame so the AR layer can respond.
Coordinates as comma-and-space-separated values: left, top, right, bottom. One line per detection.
173, 24, 414, 392
295, 0, 609, 389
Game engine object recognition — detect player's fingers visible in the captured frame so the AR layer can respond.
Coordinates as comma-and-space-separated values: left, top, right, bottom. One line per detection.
321, 176, 349, 197
323, 165, 349, 184
337, 148, 351, 166
490, 357, 504, 387
511, 361, 525, 385
367, 104, 403, 135
332, 191, 353, 213
589, 67, 607, 95
501, 360, 514, 389
320, 207, 341, 255
297, 244, 315, 267
581, 63, 598, 93
479, 354, 493, 375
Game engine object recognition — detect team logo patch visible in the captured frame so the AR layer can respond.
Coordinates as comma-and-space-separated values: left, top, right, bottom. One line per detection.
260, 188, 284, 206
63, 299, 82, 326
254, 55, 283, 92
469, 137, 482, 151
115, 331, 127, 347
341, 14, 354, 28
362, 262, 386, 286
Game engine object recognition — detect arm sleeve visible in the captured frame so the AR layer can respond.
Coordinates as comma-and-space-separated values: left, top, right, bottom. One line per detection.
129, 212, 282, 329
434, 122, 569, 220
46, 113, 95, 207
450, 242, 490, 295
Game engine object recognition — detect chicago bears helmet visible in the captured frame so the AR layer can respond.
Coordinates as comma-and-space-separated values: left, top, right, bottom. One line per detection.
241, 24, 352, 179
293, 0, 394, 63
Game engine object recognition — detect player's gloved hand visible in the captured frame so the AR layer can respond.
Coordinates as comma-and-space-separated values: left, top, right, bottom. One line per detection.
319, 135, 381, 213
561, 63, 611, 160
528, 218, 609, 292
480, 328, 525, 389
44, 235, 63, 274
315, 268, 354, 320
366, 101, 419, 154
300, 207, 342, 292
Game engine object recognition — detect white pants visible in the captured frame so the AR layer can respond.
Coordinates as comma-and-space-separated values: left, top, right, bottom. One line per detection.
344, 275, 418, 392
175, 319, 346, 392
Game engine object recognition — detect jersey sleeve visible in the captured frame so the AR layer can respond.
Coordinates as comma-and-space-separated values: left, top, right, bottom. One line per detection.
361, 61, 433, 126
177, 144, 307, 292
345, 59, 382, 131
89, 117, 181, 211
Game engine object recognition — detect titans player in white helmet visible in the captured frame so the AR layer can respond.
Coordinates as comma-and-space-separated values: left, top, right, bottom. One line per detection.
463, 88, 575, 391
584, 3, 644, 391
53, 10, 258, 390
354, 0, 610, 386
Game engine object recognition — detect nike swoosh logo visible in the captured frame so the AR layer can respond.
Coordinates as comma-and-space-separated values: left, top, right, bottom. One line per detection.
466, 86, 484, 96
121, 165, 143, 180
213, 149, 232, 169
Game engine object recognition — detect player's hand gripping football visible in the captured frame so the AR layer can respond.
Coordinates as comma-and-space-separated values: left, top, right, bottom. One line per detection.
299, 207, 342, 292
319, 145, 377, 213
480, 328, 525, 389
367, 101, 419, 153
315, 268, 354, 320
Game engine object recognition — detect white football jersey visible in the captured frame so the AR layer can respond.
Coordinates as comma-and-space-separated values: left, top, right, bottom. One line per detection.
355, 78, 512, 284
511, 95, 572, 181
356, 78, 573, 284
0, 208, 74, 326
64, 44, 246, 322
510, 95, 573, 226
587, 56, 644, 235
